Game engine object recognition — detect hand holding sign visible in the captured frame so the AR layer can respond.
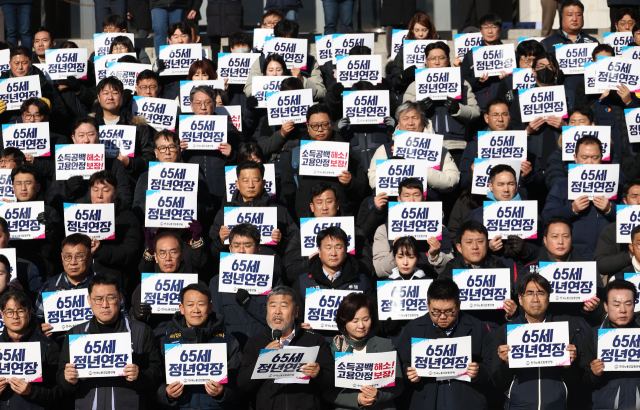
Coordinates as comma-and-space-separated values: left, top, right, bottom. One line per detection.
300, 362, 320, 378
205, 380, 224, 397
572, 195, 590, 213
64, 363, 79, 385
166, 381, 184, 399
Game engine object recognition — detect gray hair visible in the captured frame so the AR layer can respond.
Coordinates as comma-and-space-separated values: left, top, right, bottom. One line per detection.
395, 101, 426, 126
189, 85, 216, 103
267, 286, 298, 310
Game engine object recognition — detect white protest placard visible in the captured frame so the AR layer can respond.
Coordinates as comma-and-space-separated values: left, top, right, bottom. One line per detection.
254, 28, 274, 52
623, 273, 640, 312
93, 33, 135, 56
512, 68, 535, 90
0, 342, 42, 382
411, 336, 471, 377
68, 333, 132, 378
299, 140, 349, 177
393, 131, 443, 168
518, 85, 568, 122
215, 105, 242, 132
336, 54, 382, 87
0, 248, 17, 277
603, 32, 634, 56
376, 280, 431, 320
567, 164, 619, 200
507, 322, 570, 368
55, 144, 105, 180
0, 49, 9, 76
343, 90, 389, 124
251, 76, 289, 108
1, 201, 45, 240
0, 75, 41, 110
34, 64, 51, 84
621, 45, 640, 60
217, 52, 261, 84
391, 30, 409, 59
133, 96, 178, 132
594, 57, 640, 93
266, 89, 313, 126
598, 328, 640, 371
617, 205, 640, 243
471, 158, 521, 196
402, 39, 441, 69
472, 44, 516, 77
555, 43, 598, 75
178, 115, 227, 150
63, 203, 115, 240
41, 288, 92, 332
263, 37, 308, 69
225, 164, 275, 201
625, 108, 640, 143
454, 33, 483, 59
517, 37, 545, 44
335, 352, 397, 389
483, 201, 538, 239
375, 159, 428, 196
477, 131, 528, 162
538, 261, 598, 302
387, 202, 442, 241
1, 122, 50, 157
148, 162, 199, 192
164, 343, 228, 384
145, 191, 197, 229
452, 269, 511, 310
299, 216, 355, 257
179, 80, 225, 113
218, 252, 274, 295
94, 53, 136, 83
315, 34, 333, 66
583, 61, 600, 95
140, 272, 198, 313
0, 170, 14, 202
44, 48, 88, 80
304, 288, 361, 330
99, 125, 136, 157
158, 44, 202, 76
561, 126, 611, 161
251, 346, 320, 379
106, 62, 152, 91
332, 33, 375, 62
415, 67, 462, 101
223, 207, 278, 245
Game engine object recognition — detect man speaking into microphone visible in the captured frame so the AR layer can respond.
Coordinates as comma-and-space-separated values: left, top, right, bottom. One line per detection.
237, 286, 334, 410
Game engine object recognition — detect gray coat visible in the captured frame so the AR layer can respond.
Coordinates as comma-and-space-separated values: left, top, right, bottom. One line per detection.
323, 336, 403, 410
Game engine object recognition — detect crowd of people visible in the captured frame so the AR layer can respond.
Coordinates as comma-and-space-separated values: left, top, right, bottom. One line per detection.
0, 1, 636, 409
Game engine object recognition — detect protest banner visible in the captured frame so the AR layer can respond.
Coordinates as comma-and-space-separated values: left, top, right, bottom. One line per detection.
299, 216, 355, 257
145, 191, 197, 229
561, 126, 611, 161
512, 68, 536, 90
251, 346, 320, 379
225, 163, 275, 201
315, 34, 332, 66
623, 273, 640, 312
593, 57, 640, 93
0, 170, 13, 202
411, 336, 471, 377
402, 39, 441, 68
375, 159, 429, 196
334, 351, 397, 389
518, 85, 568, 122
68, 333, 132, 377
106, 62, 152, 91
132, 97, 178, 132
0, 49, 9, 75
140, 273, 198, 313
158, 44, 202, 76
305, 289, 362, 330
415, 67, 462, 101
223, 207, 278, 245
391, 30, 409, 59
253, 28, 274, 52
42, 288, 93, 332
251, 76, 289, 108
44, 48, 87, 80
567, 164, 619, 200
299, 140, 350, 177
217, 53, 261, 84
0, 248, 16, 277
218, 252, 274, 294
336, 55, 382, 87
0, 202, 45, 240
616, 205, 640, 243
392, 131, 443, 168
164, 343, 228, 384
63, 203, 115, 240
343, 90, 389, 124
603, 32, 634, 56
483, 201, 538, 239
99, 125, 136, 157
179, 80, 225, 113
93, 33, 135, 56
583, 61, 600, 95
621, 45, 640, 60
472, 45, 516, 76
470, 158, 521, 195
0, 75, 41, 110
555, 43, 598, 74
263, 37, 308, 69
507, 322, 570, 368
376, 280, 432, 320
148, 162, 199, 192
215, 105, 242, 132
332, 33, 374, 62
179, 115, 227, 150
538, 261, 598, 302
387, 202, 442, 241
625, 107, 640, 143
477, 131, 528, 162
1, 122, 50, 157
0, 342, 42, 382
94, 53, 135, 83
55, 144, 104, 180
453, 269, 511, 310
454, 33, 483, 58
597, 328, 640, 371
266, 89, 313, 126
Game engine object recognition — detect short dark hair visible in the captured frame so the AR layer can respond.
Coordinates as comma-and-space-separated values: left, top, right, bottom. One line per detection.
398, 177, 424, 196
574, 134, 602, 156
228, 223, 261, 247
109, 35, 134, 54
486, 97, 510, 113
117, 55, 138, 65
167, 22, 193, 41
623, 179, 640, 198
427, 278, 460, 304
630, 224, 640, 243
517, 273, 551, 296
20, 98, 50, 116
0, 254, 10, 278
351, 81, 375, 91
616, 7, 639, 23
88, 273, 120, 295
516, 40, 545, 59
0, 289, 31, 311
89, 170, 118, 190
568, 105, 595, 123
310, 182, 339, 203
136, 69, 160, 85
97, 76, 124, 95
349, 46, 372, 55
72, 116, 99, 135
424, 41, 450, 58
262, 9, 284, 23
61, 233, 91, 253
274, 20, 299, 38
237, 142, 266, 163
180, 283, 212, 304
457, 220, 488, 244
280, 77, 303, 91
229, 30, 253, 49
154, 231, 184, 253
559, 0, 584, 15
306, 103, 332, 122
262, 54, 291, 76
489, 164, 516, 182
533, 52, 559, 74
543, 216, 573, 237
604, 280, 637, 304
10, 46, 32, 60
393, 236, 420, 257
102, 14, 127, 31
61, 40, 79, 49
335, 292, 378, 332
591, 44, 615, 60
35, 27, 54, 43
1, 148, 26, 166
236, 160, 265, 179
10, 163, 40, 183
316, 226, 348, 248
154, 130, 179, 146
0, 217, 8, 237
479, 14, 502, 27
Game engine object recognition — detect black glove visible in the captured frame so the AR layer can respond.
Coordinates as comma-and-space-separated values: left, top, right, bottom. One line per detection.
152, 59, 166, 73
246, 96, 259, 110
235, 289, 251, 309
331, 82, 344, 99
65, 76, 81, 92
401, 65, 417, 85
378, 317, 399, 336
418, 97, 434, 114
65, 175, 87, 198
444, 96, 460, 114
36, 212, 52, 231
506, 235, 530, 256
132, 303, 152, 322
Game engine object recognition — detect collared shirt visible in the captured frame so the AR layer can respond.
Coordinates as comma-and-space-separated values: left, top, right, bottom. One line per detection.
389, 267, 426, 280
562, 30, 582, 44
323, 267, 342, 282
281, 323, 296, 347
35, 270, 96, 320
432, 317, 459, 336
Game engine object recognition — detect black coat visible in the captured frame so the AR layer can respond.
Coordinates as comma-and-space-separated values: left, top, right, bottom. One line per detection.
207, 0, 243, 37
128, 0, 152, 31
380, 0, 416, 26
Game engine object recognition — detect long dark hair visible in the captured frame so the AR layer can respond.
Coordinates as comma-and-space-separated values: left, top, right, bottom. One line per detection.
335, 293, 379, 334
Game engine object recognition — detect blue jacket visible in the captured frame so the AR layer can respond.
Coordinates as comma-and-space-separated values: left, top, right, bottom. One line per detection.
541, 178, 617, 260
541, 29, 599, 92
592, 93, 640, 159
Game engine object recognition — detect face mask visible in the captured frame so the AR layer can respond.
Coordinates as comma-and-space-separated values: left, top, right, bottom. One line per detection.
536, 67, 556, 84
232, 48, 251, 53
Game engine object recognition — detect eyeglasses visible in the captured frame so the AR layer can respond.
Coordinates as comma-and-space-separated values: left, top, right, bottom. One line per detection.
523, 291, 548, 298
157, 249, 180, 259
534, 64, 553, 70
309, 122, 331, 131
430, 309, 456, 317
427, 56, 447, 62
481, 25, 500, 31
0, 158, 15, 165
2, 309, 27, 318
137, 85, 159, 92
22, 113, 43, 120
192, 101, 213, 108
263, 19, 281, 28
488, 112, 510, 119
156, 144, 178, 153
91, 295, 119, 305
62, 253, 86, 262
111, 46, 129, 53
619, 21, 636, 28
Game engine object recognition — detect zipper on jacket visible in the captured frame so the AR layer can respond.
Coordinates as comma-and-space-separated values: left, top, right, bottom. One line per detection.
538, 368, 541, 410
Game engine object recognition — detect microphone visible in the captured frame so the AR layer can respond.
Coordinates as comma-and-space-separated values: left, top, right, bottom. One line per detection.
272, 329, 282, 341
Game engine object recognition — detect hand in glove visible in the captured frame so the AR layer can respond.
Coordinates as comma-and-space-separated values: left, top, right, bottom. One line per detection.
378, 317, 399, 336
143, 227, 157, 253
331, 82, 344, 99
65, 76, 81, 92
132, 303, 152, 321
152, 59, 166, 73
506, 235, 530, 256
36, 212, 52, 231
337, 117, 350, 132
235, 289, 251, 309
188, 220, 202, 242
0, 100, 6, 115
64, 176, 87, 199
246, 96, 259, 110
383, 116, 396, 132
418, 97, 434, 114
401, 65, 417, 85
444, 96, 460, 114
